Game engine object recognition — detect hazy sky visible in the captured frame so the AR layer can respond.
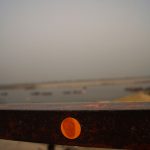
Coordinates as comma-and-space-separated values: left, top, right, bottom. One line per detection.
0, 0, 150, 84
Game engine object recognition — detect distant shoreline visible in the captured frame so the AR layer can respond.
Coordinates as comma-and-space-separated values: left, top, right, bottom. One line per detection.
0, 76, 150, 90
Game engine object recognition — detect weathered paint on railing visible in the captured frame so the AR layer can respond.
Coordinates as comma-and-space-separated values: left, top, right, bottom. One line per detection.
0, 102, 150, 150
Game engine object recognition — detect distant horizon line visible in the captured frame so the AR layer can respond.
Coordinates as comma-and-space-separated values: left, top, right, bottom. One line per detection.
0, 75, 150, 86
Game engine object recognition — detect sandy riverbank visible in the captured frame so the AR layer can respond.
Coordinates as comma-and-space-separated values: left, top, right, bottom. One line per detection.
0, 140, 118, 150
115, 92, 150, 102
0, 76, 150, 90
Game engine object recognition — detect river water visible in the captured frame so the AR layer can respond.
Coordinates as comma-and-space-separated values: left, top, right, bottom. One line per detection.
0, 83, 150, 104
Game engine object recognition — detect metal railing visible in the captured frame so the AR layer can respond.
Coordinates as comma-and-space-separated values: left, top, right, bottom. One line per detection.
0, 102, 150, 150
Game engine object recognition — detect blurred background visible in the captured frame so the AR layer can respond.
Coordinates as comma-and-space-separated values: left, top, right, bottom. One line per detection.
0, 0, 150, 149
0, 0, 150, 84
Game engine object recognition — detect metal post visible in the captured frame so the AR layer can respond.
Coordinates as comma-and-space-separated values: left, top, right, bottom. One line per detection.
48, 144, 55, 150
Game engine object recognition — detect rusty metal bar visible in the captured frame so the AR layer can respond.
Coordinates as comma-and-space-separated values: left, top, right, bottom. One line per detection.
0, 102, 150, 149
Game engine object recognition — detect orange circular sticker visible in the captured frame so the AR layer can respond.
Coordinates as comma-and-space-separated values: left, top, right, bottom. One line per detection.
61, 117, 81, 139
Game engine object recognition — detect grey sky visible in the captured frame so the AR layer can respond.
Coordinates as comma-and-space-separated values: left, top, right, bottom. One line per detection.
0, 0, 150, 84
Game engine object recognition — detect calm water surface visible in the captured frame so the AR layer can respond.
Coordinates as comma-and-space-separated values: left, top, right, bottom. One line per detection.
0, 83, 150, 104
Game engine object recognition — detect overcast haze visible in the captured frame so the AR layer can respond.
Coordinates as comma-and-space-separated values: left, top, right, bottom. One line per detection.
0, 0, 150, 84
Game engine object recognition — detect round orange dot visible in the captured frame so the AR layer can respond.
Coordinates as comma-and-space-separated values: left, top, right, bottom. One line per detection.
61, 117, 81, 139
